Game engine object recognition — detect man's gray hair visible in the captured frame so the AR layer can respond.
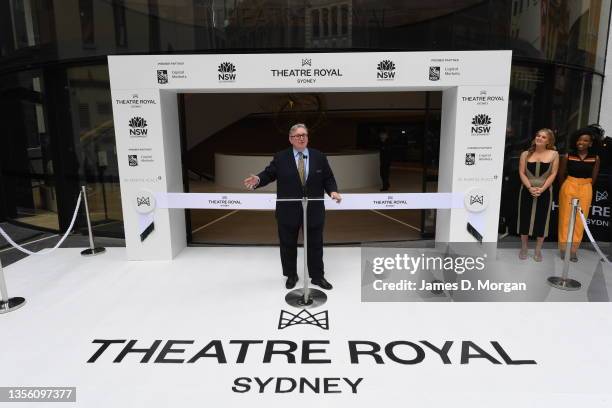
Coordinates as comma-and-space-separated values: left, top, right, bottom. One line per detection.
289, 123, 308, 136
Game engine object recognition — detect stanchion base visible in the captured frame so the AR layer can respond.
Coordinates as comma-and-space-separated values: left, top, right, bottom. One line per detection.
547, 276, 582, 291
81, 247, 106, 257
285, 288, 327, 309
0, 297, 26, 314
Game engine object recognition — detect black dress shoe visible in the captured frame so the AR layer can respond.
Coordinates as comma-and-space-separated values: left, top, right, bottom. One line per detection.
286, 276, 298, 289
311, 277, 333, 290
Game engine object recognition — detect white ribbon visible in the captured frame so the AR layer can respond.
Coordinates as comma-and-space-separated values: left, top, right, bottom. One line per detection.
578, 208, 612, 265
154, 192, 465, 210
0, 192, 83, 256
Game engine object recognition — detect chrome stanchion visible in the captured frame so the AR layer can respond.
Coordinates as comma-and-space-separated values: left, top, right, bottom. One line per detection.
548, 198, 581, 291
0, 258, 26, 314
282, 196, 328, 309
80, 186, 106, 257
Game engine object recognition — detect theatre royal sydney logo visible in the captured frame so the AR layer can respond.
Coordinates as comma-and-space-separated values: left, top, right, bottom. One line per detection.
128, 116, 148, 138
278, 309, 329, 330
218, 62, 237, 82
377, 60, 396, 80
470, 114, 492, 136
270, 58, 343, 84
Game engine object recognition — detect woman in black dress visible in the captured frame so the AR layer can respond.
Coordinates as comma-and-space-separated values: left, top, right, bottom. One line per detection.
517, 129, 559, 261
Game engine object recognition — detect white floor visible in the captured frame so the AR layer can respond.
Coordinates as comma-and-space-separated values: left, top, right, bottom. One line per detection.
1, 247, 612, 407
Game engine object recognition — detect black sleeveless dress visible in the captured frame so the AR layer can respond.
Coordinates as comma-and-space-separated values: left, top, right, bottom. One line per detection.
517, 161, 554, 237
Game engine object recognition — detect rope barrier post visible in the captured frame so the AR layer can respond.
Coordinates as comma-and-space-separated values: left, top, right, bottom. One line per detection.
283, 197, 327, 309
0, 258, 26, 314
80, 186, 106, 257
548, 198, 582, 291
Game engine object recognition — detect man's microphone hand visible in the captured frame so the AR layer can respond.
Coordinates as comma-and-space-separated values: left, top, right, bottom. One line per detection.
244, 174, 260, 190
330, 192, 342, 203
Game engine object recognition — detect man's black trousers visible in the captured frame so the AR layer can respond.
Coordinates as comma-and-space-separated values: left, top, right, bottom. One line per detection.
277, 221, 324, 279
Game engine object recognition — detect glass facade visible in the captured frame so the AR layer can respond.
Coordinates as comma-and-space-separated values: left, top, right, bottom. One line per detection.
0, 0, 610, 240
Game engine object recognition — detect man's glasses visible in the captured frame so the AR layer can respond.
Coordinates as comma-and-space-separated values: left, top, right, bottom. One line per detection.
290, 134, 308, 139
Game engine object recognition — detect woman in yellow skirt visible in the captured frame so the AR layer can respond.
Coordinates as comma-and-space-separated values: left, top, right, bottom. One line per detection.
557, 129, 600, 261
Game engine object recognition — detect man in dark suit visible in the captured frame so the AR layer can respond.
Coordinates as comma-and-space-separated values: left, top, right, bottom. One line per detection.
243, 123, 342, 290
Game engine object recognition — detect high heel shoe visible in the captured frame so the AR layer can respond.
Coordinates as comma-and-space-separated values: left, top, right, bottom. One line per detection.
519, 248, 528, 260
533, 250, 542, 262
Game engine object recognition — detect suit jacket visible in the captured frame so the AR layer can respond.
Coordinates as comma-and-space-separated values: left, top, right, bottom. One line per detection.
257, 147, 338, 227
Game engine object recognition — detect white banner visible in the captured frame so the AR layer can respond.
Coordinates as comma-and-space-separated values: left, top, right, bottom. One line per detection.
153, 192, 466, 211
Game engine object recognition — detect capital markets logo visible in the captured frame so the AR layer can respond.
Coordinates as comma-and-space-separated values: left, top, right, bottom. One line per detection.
278, 309, 329, 330
128, 155, 138, 167
465, 153, 476, 165
218, 62, 236, 82
157, 69, 168, 84
596, 190, 608, 202
128, 116, 148, 137
429, 66, 440, 81
377, 60, 396, 80
471, 114, 492, 136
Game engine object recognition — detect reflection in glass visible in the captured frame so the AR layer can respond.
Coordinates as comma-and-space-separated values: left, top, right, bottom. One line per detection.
0, 1, 609, 72
331, 6, 338, 36
66, 65, 123, 235
341, 5, 349, 35
322, 8, 329, 37
312, 9, 320, 38
78, 0, 95, 47
0, 71, 58, 230
113, 0, 128, 47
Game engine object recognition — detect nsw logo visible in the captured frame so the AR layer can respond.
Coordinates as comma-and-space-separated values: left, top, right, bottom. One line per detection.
377, 60, 396, 80
218, 62, 236, 82
429, 66, 440, 81
128, 116, 148, 137
471, 114, 492, 136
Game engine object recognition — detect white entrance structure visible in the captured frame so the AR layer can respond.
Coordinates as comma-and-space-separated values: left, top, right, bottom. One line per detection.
108, 51, 512, 261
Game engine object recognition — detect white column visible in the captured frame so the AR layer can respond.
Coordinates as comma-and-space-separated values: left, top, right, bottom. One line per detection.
112, 89, 186, 260
436, 86, 509, 243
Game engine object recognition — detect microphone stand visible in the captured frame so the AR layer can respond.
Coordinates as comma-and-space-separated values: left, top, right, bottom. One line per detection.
276, 193, 328, 309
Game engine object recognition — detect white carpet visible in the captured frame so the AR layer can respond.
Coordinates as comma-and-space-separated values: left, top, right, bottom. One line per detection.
0, 247, 611, 407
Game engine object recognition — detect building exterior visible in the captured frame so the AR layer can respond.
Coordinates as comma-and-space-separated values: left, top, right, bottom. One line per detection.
1, 0, 611, 242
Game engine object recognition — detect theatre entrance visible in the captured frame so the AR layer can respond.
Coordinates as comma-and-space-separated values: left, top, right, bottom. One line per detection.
180, 91, 441, 245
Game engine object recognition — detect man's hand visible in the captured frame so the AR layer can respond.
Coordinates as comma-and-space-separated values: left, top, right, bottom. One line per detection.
330, 192, 342, 203
244, 174, 260, 190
